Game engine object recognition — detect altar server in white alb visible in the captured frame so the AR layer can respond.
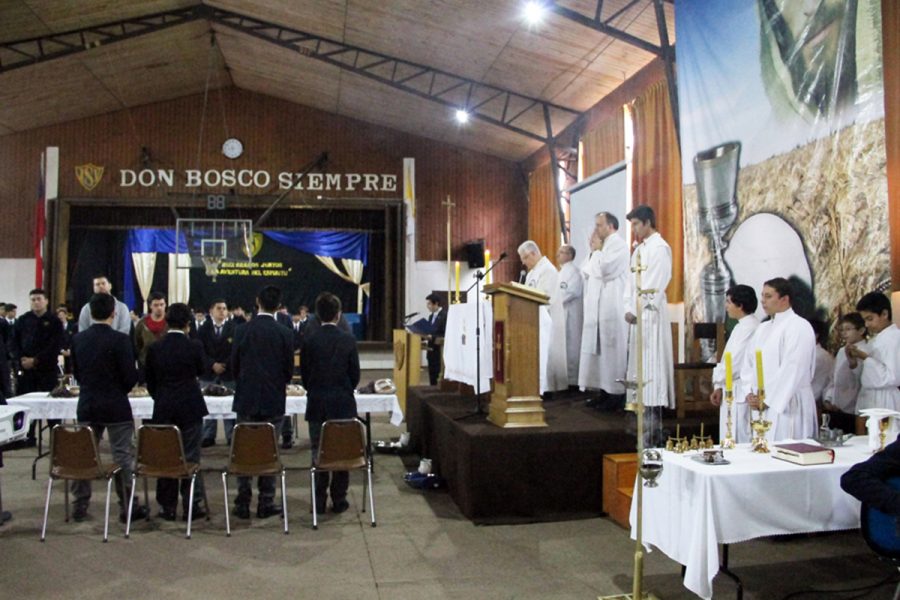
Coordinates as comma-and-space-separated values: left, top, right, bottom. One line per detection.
556, 244, 583, 388
623, 205, 674, 445
579, 212, 628, 403
518, 240, 568, 392
823, 312, 869, 433
742, 278, 817, 441
850, 292, 900, 412
709, 285, 759, 443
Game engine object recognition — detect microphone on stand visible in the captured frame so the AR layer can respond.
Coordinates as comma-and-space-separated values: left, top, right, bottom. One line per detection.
518, 269, 527, 284
403, 311, 419, 321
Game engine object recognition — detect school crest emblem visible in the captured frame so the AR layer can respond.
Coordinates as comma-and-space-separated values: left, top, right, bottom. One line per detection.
75, 163, 105, 191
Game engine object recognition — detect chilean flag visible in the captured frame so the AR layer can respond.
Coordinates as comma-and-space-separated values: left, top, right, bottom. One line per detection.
35, 148, 58, 288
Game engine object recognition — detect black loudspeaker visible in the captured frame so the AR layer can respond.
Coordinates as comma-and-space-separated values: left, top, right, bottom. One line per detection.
464, 239, 485, 268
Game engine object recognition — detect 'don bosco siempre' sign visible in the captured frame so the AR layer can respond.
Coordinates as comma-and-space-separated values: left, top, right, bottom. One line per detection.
75, 163, 398, 193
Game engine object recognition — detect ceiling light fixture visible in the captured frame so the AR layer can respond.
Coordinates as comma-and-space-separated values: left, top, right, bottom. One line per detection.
522, 1, 547, 27
455, 109, 470, 124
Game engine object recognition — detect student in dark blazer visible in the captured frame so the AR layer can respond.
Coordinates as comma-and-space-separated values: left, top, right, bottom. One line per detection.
145, 303, 209, 521
424, 293, 447, 386
70, 293, 147, 522
302, 292, 361, 514
229, 286, 295, 519
198, 298, 237, 447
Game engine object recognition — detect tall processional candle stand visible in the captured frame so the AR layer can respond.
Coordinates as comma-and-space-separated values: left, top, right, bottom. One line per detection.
611, 248, 661, 600
721, 352, 736, 449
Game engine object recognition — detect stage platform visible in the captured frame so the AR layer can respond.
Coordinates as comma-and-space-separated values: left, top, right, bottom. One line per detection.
406, 387, 639, 524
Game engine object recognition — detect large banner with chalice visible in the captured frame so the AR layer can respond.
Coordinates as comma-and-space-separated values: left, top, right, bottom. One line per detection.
676, 0, 888, 337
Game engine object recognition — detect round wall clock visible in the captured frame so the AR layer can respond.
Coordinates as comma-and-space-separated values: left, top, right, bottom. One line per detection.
222, 138, 243, 159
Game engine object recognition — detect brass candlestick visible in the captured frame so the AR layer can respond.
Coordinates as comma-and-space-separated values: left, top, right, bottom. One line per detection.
750, 391, 771, 453
721, 390, 736, 449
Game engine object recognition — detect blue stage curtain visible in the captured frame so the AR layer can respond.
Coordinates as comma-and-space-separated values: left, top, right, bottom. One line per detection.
124, 229, 368, 310
263, 231, 368, 264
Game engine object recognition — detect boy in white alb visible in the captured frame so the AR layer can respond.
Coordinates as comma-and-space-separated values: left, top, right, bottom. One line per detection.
851, 293, 900, 412
710, 285, 759, 443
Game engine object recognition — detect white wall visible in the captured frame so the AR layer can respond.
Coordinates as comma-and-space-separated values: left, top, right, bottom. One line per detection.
0, 259, 38, 311
405, 260, 479, 318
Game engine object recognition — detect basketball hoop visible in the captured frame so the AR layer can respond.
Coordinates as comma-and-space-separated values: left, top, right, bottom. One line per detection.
201, 255, 222, 281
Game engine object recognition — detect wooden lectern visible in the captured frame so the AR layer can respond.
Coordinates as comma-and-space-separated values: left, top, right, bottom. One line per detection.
392, 329, 422, 414
483, 282, 549, 428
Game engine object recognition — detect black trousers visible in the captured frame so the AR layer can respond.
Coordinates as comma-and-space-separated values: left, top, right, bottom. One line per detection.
426, 349, 441, 386
308, 420, 349, 508
235, 414, 283, 507
156, 420, 204, 512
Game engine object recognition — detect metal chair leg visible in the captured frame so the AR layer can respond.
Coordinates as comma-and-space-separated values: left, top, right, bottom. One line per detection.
362, 468, 368, 513
103, 477, 113, 543
40, 478, 53, 541
367, 465, 376, 527
281, 470, 289, 535
310, 468, 318, 530
222, 472, 231, 537
186, 474, 195, 539
125, 474, 136, 538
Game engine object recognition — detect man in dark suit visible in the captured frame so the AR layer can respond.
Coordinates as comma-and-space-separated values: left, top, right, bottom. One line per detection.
302, 292, 361, 514
145, 303, 209, 521
841, 437, 900, 515
13, 289, 64, 445
290, 305, 309, 351
56, 304, 78, 374
424, 293, 447, 386
230, 285, 294, 519
198, 298, 236, 447
70, 293, 148, 522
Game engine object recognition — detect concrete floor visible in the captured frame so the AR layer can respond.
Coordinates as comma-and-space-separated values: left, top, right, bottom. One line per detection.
1, 386, 897, 599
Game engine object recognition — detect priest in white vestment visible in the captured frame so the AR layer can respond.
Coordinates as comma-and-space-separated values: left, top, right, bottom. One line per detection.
579, 212, 628, 400
851, 292, 900, 412
741, 278, 817, 442
709, 285, 759, 443
518, 240, 568, 392
624, 206, 674, 446
556, 244, 583, 387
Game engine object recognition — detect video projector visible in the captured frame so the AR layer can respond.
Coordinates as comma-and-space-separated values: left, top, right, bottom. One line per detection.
0, 405, 30, 446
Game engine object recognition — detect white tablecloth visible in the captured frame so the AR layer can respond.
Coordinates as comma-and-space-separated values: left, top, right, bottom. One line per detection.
629, 437, 871, 599
7, 392, 404, 427
442, 295, 552, 393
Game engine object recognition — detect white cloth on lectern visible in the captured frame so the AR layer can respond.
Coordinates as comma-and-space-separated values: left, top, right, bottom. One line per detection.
624, 233, 674, 408
711, 314, 759, 443
854, 324, 900, 412
441, 297, 493, 393
579, 234, 629, 394
526, 256, 568, 392
738, 308, 817, 441
442, 296, 554, 394
558, 262, 584, 386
